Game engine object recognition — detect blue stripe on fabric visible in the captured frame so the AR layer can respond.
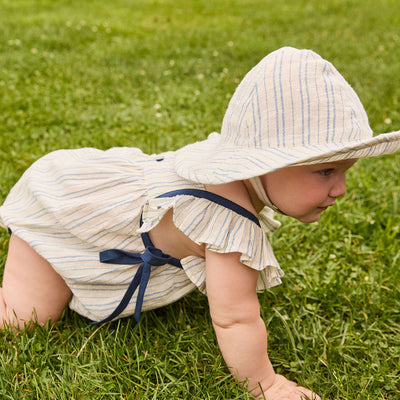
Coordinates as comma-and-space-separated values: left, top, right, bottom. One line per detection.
289, 52, 295, 146
262, 58, 270, 147
339, 87, 345, 142
182, 206, 210, 238
212, 208, 233, 246
314, 56, 321, 143
278, 49, 285, 147
304, 51, 311, 144
272, 52, 280, 146
254, 85, 261, 147
322, 64, 330, 142
328, 67, 336, 141
299, 51, 305, 145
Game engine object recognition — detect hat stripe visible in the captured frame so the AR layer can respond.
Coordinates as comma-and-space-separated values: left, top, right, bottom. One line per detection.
298, 50, 305, 145
313, 57, 321, 144
339, 87, 345, 142
322, 63, 331, 142
254, 85, 262, 147
273, 49, 281, 147
279, 48, 286, 147
289, 52, 296, 146
262, 61, 272, 147
305, 51, 312, 145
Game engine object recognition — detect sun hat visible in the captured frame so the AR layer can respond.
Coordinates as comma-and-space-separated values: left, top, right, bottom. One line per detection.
175, 46, 400, 184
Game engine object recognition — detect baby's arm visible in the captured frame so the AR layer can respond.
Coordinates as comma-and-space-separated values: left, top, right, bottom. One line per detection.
205, 249, 320, 399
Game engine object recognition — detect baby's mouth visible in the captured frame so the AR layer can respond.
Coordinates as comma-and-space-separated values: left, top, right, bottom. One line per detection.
318, 202, 335, 210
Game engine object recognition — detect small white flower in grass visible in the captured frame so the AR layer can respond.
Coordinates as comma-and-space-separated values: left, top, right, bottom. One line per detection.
197, 73, 204, 80
384, 117, 392, 124
163, 70, 171, 76
154, 104, 161, 110
8, 39, 21, 46
329, 254, 336, 260
213, 50, 219, 57
155, 112, 162, 118
227, 41, 234, 47
220, 68, 229, 78
169, 59, 175, 67
30, 48, 38, 54
194, 90, 200, 96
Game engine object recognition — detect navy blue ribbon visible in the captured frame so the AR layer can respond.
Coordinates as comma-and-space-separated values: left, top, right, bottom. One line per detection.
93, 245, 182, 324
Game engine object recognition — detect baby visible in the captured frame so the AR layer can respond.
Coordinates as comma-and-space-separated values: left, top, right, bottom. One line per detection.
1, 47, 399, 399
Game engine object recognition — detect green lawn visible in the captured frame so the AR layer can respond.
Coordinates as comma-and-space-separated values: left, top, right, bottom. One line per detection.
0, 0, 399, 398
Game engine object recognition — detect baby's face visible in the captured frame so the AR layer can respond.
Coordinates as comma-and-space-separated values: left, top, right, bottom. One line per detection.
261, 159, 357, 223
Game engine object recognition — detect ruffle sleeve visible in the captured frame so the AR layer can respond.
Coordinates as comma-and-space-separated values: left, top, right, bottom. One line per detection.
138, 194, 284, 294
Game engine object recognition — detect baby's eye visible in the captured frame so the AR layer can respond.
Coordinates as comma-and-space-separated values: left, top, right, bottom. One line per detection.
319, 168, 334, 176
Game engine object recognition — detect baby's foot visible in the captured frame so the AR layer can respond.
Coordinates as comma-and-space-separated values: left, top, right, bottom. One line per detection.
261, 374, 321, 400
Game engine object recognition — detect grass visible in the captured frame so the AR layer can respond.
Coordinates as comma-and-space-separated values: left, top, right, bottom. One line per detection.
0, 0, 399, 398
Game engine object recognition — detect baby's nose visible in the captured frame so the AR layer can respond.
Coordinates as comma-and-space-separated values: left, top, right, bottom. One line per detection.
330, 174, 347, 198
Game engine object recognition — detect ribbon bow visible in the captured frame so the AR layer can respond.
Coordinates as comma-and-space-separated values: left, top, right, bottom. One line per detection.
93, 246, 182, 324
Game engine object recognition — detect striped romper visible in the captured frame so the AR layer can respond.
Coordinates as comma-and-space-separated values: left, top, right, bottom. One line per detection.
0, 147, 284, 323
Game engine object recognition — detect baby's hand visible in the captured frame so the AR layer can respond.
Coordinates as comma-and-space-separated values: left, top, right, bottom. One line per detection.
260, 374, 321, 400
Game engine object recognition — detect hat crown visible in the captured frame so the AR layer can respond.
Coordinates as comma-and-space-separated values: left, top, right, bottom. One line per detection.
221, 47, 372, 149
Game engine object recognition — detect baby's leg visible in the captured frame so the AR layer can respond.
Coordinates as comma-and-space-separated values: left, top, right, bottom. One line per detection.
0, 235, 72, 329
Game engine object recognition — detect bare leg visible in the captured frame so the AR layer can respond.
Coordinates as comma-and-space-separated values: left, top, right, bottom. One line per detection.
0, 234, 72, 329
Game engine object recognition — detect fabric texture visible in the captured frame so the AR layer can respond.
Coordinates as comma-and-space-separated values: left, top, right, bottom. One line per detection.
175, 47, 400, 184
0, 147, 283, 322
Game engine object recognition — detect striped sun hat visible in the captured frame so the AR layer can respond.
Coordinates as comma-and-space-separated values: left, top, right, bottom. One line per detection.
175, 47, 400, 184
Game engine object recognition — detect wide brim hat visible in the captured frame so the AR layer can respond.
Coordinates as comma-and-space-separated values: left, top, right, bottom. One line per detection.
175, 47, 400, 184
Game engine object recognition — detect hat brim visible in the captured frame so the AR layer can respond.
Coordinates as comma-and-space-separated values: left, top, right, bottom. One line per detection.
175, 130, 400, 184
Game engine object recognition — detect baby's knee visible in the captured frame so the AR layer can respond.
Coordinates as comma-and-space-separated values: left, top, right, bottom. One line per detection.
0, 287, 18, 329
0, 287, 48, 330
